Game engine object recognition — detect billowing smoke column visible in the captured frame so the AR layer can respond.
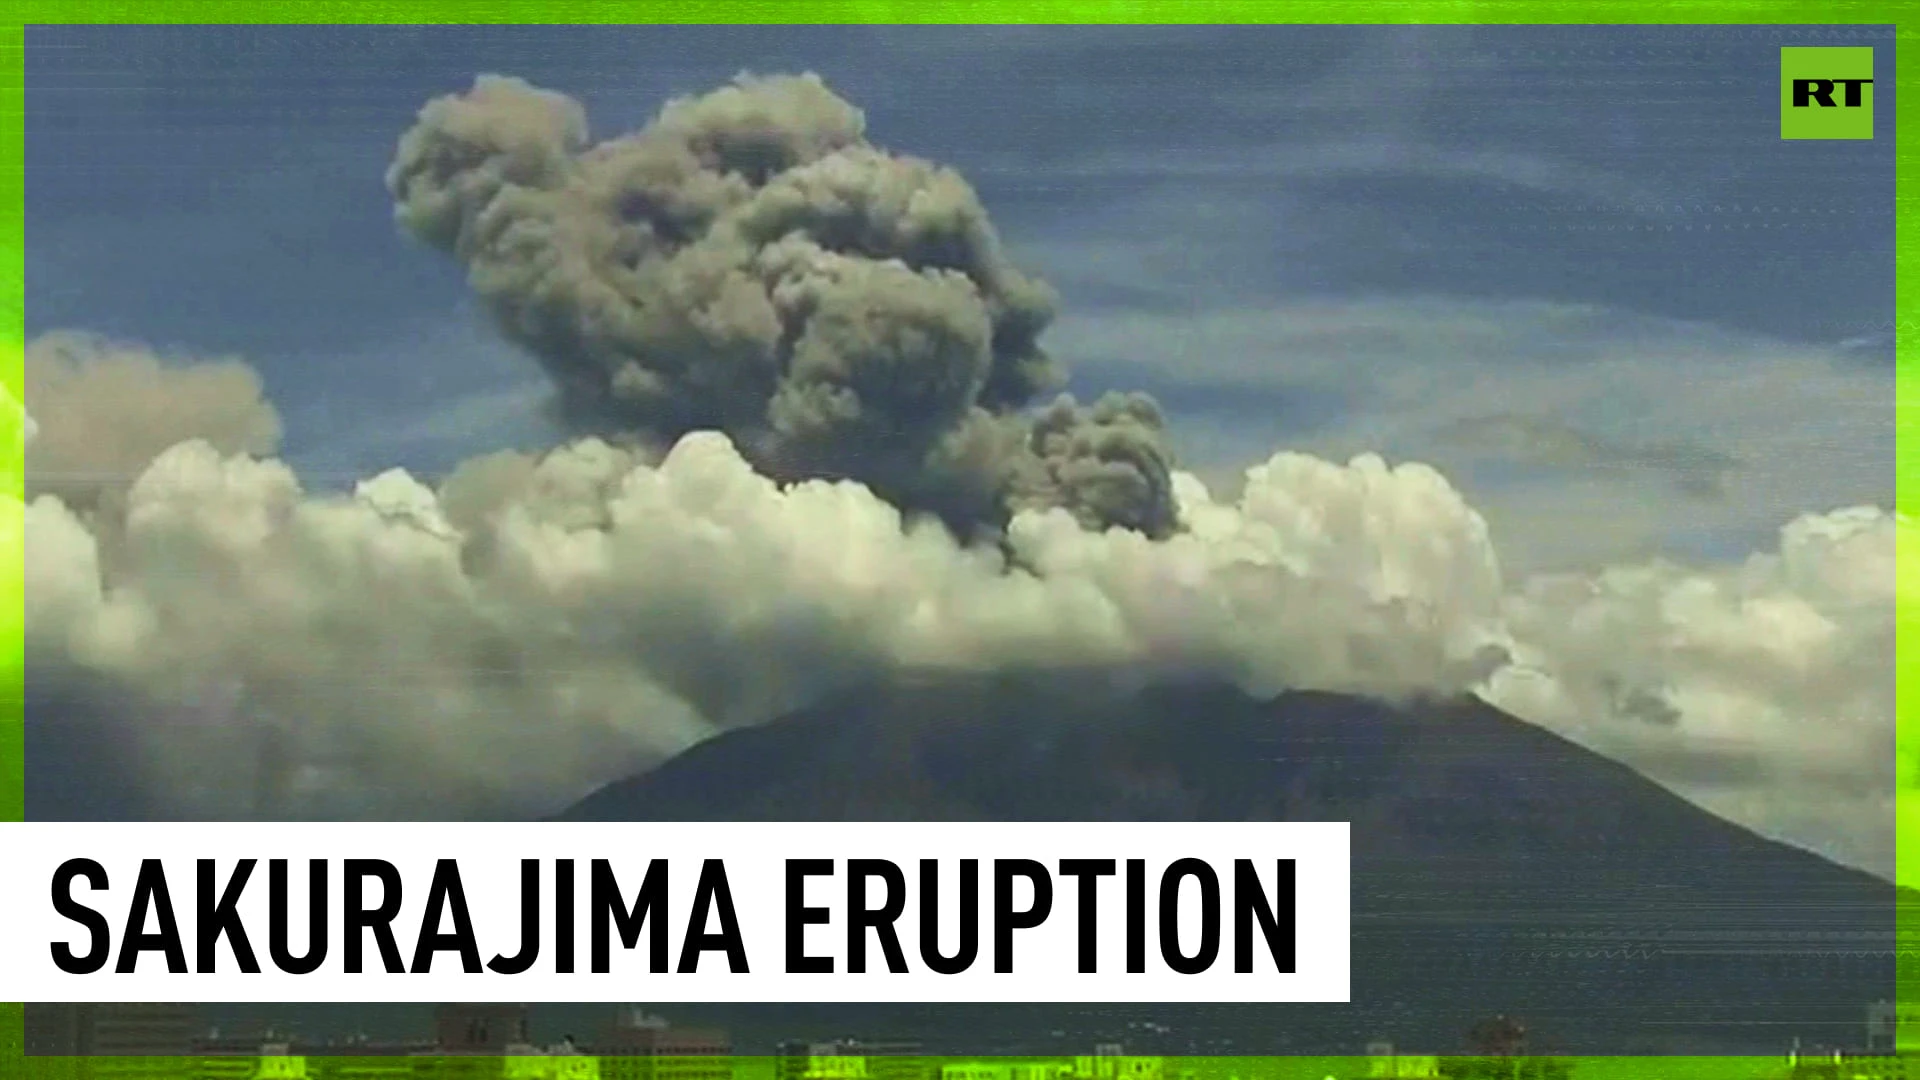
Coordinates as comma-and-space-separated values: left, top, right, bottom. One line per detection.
386, 73, 1177, 540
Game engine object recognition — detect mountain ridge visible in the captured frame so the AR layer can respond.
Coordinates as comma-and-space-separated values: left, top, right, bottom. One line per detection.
559, 676, 1899, 1056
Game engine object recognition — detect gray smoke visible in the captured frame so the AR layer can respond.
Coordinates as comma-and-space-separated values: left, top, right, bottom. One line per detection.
386, 72, 1177, 540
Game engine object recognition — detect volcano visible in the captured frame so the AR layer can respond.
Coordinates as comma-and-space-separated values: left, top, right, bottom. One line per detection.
559, 675, 1901, 1057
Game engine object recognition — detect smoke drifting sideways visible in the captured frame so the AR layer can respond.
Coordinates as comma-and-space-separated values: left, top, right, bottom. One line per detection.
386, 73, 1176, 542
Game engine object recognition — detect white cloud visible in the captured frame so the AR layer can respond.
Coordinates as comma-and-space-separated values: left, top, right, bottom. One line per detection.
21, 336, 1898, 881
25, 370, 1513, 822
1485, 504, 1900, 876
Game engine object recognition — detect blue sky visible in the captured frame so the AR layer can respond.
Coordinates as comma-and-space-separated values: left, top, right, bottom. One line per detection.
25, 24, 1895, 576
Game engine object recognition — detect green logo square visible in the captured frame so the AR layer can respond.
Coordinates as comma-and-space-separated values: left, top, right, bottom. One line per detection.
1781, 46, 1874, 139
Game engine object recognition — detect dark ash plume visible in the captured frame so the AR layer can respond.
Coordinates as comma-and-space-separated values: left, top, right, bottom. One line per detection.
387, 72, 1177, 538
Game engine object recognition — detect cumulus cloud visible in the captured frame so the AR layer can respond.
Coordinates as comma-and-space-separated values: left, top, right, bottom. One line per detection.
1485, 505, 1899, 876
27, 436, 712, 821
22, 337, 1896, 875
386, 72, 1176, 540
23, 360, 1511, 820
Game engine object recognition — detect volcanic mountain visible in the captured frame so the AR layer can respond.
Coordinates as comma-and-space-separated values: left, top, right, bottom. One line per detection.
559, 674, 1901, 1057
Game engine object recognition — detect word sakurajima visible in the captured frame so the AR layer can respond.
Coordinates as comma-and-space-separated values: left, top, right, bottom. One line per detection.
49, 856, 1299, 977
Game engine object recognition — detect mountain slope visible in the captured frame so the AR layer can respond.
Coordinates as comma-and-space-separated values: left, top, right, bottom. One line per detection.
560, 675, 1898, 1056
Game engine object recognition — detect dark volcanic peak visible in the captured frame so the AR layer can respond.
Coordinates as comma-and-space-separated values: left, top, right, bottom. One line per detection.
560, 676, 1898, 1056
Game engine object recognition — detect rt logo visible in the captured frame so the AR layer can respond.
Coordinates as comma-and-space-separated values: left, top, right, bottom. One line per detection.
1781, 47, 1874, 139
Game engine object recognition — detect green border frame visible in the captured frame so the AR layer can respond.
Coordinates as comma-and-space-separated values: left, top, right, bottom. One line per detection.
0, 9, 1908, 1079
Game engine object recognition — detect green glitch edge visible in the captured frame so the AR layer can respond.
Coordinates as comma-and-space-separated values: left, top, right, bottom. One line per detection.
0, 1047, 1910, 1080
0, 5, 1912, 1080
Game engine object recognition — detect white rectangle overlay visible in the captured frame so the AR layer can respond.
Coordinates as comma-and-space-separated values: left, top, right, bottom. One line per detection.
0, 821, 1349, 1003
